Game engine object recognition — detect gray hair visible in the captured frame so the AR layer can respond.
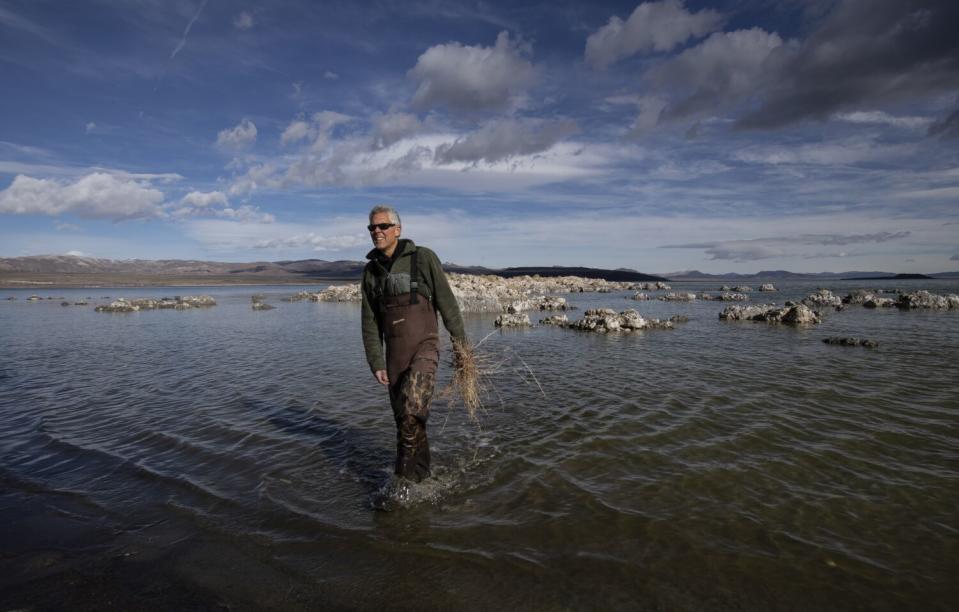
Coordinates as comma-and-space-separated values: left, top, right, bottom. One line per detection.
369, 205, 401, 226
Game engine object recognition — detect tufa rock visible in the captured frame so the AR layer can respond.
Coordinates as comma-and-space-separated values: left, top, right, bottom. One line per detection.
495, 313, 532, 327
823, 337, 879, 348
759, 284, 777, 292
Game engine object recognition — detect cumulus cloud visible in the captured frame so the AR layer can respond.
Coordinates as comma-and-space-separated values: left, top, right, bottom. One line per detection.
180, 190, 228, 208
649, 28, 787, 123
253, 232, 366, 251
85, 122, 96, 134
585, 0, 723, 69
234, 11, 253, 30
216, 205, 274, 223
0, 172, 164, 220
661, 232, 911, 261
409, 31, 536, 114
434, 118, 579, 165
737, 0, 959, 129
216, 118, 257, 149
372, 112, 422, 148
324, 71, 339, 80
281, 111, 351, 148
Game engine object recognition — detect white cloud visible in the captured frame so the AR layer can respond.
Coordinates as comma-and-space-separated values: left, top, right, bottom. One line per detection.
216, 118, 258, 149
180, 190, 228, 208
324, 71, 339, 80
85, 122, 96, 134
732, 136, 914, 166
585, 0, 723, 69
833, 111, 932, 130
253, 232, 367, 251
661, 232, 912, 261
65, 250, 86, 256
216, 205, 274, 223
0, 172, 164, 220
409, 31, 536, 113
281, 112, 352, 148
649, 28, 786, 122
434, 118, 579, 165
281, 120, 312, 145
372, 112, 422, 148
56, 222, 81, 231
234, 11, 253, 30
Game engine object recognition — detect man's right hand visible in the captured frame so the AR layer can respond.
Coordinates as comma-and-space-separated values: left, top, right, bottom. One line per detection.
374, 370, 390, 385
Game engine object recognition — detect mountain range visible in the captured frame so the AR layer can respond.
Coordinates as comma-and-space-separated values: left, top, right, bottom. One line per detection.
1, 255, 957, 282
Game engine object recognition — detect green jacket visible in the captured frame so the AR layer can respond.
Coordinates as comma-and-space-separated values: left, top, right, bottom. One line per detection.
361, 239, 467, 373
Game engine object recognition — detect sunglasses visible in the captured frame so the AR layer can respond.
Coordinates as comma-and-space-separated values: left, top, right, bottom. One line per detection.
367, 223, 396, 232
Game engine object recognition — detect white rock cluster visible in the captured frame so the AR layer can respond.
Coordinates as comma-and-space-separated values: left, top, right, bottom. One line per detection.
802, 289, 843, 308
562, 308, 675, 333
312, 285, 362, 302
896, 290, 959, 309
719, 303, 821, 325
494, 313, 532, 327
659, 292, 697, 301
759, 284, 777, 291
700, 292, 749, 301
95, 295, 216, 312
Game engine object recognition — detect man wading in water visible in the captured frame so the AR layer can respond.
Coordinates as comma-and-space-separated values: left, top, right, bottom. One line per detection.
361, 205, 468, 487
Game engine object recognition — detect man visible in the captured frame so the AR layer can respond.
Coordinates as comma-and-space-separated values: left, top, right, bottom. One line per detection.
360, 204, 467, 483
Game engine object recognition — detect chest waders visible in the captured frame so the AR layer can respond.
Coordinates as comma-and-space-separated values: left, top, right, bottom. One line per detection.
379, 250, 439, 482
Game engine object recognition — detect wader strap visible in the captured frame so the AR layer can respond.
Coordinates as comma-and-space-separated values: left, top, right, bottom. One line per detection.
409, 249, 419, 304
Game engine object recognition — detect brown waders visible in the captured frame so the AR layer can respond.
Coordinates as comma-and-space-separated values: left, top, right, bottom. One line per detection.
381, 285, 439, 483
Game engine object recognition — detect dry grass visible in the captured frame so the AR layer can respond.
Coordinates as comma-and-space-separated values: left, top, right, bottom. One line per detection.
442, 332, 546, 423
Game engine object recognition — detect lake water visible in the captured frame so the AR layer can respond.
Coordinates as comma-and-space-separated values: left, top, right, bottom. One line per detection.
1, 280, 957, 610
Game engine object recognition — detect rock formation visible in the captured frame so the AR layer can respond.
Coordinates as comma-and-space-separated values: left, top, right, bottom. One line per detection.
95, 295, 216, 312
896, 290, 959, 309
759, 284, 777, 292
802, 289, 842, 308
659, 292, 697, 301
494, 313, 532, 327
720, 303, 822, 325
823, 337, 879, 348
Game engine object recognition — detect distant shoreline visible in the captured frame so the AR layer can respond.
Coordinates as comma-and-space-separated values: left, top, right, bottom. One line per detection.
0, 273, 353, 289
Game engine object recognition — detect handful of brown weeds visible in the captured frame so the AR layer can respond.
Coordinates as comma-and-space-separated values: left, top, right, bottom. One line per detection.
443, 335, 502, 422
442, 333, 547, 424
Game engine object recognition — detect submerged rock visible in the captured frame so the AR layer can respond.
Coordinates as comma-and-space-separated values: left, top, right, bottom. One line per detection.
539, 314, 569, 326
495, 313, 532, 327
896, 290, 959, 310
252, 302, 275, 311
628, 292, 650, 301
823, 336, 879, 348
732, 286, 753, 293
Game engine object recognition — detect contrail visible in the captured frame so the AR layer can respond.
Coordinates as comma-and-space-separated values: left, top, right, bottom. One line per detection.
170, 0, 208, 59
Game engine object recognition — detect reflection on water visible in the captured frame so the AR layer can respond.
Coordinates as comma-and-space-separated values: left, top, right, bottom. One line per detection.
1, 281, 957, 610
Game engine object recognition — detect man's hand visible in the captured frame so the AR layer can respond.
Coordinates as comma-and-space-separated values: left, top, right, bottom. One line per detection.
374, 370, 390, 386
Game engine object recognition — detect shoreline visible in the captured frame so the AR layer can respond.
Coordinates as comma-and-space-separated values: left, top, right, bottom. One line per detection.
0, 273, 357, 290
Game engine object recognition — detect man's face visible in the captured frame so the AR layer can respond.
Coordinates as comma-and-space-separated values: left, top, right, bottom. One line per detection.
369, 211, 400, 254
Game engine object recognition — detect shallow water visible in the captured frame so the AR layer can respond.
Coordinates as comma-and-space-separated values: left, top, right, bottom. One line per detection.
1, 280, 957, 610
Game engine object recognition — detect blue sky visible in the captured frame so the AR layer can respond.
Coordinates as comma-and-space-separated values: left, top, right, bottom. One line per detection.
1, 0, 957, 274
